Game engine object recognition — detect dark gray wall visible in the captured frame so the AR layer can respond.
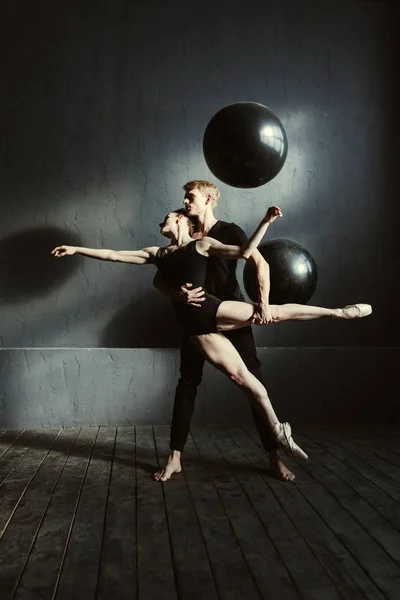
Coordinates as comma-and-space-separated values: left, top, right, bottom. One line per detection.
1, 348, 398, 428
0, 0, 397, 349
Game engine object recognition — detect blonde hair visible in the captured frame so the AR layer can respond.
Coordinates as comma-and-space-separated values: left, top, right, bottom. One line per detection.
183, 180, 221, 208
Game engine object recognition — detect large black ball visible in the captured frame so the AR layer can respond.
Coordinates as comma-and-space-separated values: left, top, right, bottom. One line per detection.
203, 102, 288, 188
243, 238, 318, 304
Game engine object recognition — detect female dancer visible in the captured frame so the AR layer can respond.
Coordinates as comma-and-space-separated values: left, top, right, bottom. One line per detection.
52, 206, 371, 460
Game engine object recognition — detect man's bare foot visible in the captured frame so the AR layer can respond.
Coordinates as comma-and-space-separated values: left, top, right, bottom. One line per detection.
153, 451, 182, 482
268, 450, 295, 482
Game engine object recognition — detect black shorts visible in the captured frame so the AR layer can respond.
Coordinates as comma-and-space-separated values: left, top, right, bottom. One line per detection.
175, 294, 222, 335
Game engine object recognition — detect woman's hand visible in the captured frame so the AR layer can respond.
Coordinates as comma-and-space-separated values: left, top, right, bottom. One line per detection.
51, 245, 77, 258
264, 206, 283, 224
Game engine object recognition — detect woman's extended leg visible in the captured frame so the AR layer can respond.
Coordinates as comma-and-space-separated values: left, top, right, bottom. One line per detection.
215, 301, 372, 332
190, 331, 307, 460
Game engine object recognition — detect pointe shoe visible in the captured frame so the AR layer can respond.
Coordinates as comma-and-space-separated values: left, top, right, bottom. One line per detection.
272, 422, 308, 461
341, 303, 372, 319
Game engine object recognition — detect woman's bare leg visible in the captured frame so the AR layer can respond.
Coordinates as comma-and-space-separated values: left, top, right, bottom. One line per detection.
192, 332, 279, 428
153, 331, 281, 483
216, 301, 372, 332
190, 332, 307, 461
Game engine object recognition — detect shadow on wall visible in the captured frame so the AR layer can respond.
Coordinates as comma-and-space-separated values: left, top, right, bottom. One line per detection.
101, 292, 183, 348
0, 226, 82, 304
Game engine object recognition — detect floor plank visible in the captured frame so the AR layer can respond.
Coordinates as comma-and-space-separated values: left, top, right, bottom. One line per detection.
13, 427, 98, 600
246, 427, 400, 599
153, 425, 220, 600
0, 431, 61, 538
221, 424, 387, 600
0, 430, 60, 597
330, 431, 400, 486
0, 429, 78, 599
96, 427, 137, 600
135, 425, 177, 600
183, 427, 262, 600
0, 425, 399, 600
295, 432, 400, 560
339, 430, 400, 472
226, 425, 383, 600
204, 424, 302, 600
55, 427, 116, 600
316, 430, 400, 502
0, 431, 26, 460
295, 434, 400, 590
0, 430, 42, 489
302, 430, 400, 534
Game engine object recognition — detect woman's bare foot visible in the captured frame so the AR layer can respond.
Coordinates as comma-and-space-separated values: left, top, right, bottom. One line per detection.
153, 451, 182, 482
268, 450, 295, 482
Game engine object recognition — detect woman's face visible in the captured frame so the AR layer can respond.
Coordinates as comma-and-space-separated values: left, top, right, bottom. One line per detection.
159, 212, 179, 238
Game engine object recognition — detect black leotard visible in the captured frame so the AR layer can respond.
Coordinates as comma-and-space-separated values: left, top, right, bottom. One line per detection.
154, 240, 222, 335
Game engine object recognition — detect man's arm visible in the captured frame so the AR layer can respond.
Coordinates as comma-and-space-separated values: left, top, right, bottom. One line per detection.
202, 237, 272, 322
246, 249, 272, 324
197, 236, 273, 323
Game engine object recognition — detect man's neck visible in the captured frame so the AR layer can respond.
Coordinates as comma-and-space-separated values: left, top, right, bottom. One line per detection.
196, 210, 218, 237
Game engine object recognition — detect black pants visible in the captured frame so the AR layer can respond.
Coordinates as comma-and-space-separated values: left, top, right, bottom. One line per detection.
170, 326, 279, 453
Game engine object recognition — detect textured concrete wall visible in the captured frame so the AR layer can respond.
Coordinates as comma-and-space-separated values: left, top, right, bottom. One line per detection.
0, 0, 397, 349
0, 1, 398, 427
1, 348, 398, 428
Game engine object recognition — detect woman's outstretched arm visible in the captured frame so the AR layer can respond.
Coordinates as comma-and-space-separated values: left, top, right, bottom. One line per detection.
242, 205, 282, 258
51, 245, 159, 264
197, 205, 282, 261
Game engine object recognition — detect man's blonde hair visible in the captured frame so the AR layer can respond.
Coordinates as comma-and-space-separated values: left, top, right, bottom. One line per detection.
183, 180, 221, 208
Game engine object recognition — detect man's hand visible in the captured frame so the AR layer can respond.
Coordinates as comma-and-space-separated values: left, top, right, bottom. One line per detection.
264, 206, 283, 224
179, 283, 205, 307
251, 302, 273, 325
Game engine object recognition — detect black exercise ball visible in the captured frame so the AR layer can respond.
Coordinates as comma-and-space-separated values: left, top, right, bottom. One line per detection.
243, 238, 318, 305
203, 102, 288, 188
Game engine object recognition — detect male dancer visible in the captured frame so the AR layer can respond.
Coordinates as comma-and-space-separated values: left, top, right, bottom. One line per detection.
153, 180, 295, 482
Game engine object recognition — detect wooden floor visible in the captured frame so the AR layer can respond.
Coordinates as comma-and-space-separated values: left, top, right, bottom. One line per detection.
1, 425, 400, 600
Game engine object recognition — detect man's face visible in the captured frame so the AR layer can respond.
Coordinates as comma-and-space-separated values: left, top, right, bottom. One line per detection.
183, 187, 209, 218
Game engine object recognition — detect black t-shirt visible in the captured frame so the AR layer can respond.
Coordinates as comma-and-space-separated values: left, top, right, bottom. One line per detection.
205, 220, 247, 302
